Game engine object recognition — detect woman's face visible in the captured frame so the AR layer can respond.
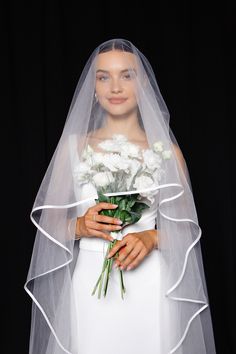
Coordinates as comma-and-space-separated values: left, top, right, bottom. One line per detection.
95, 50, 138, 116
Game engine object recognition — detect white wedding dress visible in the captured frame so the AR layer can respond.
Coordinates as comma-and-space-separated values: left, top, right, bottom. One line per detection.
69, 135, 170, 354
71, 188, 164, 354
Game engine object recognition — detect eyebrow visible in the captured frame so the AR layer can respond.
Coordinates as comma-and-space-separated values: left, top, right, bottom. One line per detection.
96, 68, 137, 74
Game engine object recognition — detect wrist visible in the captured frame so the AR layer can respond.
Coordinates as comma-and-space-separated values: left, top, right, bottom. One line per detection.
150, 229, 158, 249
75, 217, 82, 240
154, 231, 158, 249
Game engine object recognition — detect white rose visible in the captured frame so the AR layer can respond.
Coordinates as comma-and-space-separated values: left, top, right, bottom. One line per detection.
92, 152, 104, 165
85, 154, 97, 167
110, 230, 123, 240
129, 158, 142, 174
133, 175, 154, 190
133, 175, 157, 205
120, 142, 141, 159
98, 134, 128, 153
102, 153, 130, 172
153, 141, 164, 152
73, 161, 90, 175
98, 140, 119, 152
81, 144, 94, 159
144, 189, 160, 204
126, 159, 142, 189
73, 162, 91, 183
92, 171, 115, 188
142, 149, 162, 170
153, 168, 165, 182
162, 150, 172, 159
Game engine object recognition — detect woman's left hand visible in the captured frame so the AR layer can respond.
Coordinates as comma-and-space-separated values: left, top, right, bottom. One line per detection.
106, 230, 158, 271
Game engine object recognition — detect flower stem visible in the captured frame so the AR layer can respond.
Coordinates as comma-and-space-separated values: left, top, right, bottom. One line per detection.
103, 257, 113, 297
91, 238, 126, 299
91, 251, 108, 297
119, 267, 126, 299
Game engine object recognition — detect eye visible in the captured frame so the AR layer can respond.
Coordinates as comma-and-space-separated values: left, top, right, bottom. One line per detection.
96, 75, 109, 81
122, 71, 136, 80
123, 74, 131, 79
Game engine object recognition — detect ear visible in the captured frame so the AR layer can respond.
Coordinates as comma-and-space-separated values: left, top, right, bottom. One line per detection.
94, 92, 98, 102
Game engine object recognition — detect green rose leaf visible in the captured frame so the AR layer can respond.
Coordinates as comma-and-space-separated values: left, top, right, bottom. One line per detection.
132, 201, 150, 214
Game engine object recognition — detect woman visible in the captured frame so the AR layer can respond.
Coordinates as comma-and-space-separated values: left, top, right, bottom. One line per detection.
25, 39, 216, 354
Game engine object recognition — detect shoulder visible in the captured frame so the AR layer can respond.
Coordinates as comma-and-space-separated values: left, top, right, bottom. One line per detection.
171, 143, 186, 172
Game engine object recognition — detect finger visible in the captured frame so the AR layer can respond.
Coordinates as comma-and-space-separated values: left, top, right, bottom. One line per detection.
94, 214, 123, 225
125, 249, 146, 270
88, 220, 122, 232
107, 233, 139, 259
117, 242, 141, 263
119, 245, 143, 268
106, 237, 129, 259
92, 203, 118, 212
87, 228, 114, 242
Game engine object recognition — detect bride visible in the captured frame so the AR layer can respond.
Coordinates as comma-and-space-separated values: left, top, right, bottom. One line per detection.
25, 39, 216, 354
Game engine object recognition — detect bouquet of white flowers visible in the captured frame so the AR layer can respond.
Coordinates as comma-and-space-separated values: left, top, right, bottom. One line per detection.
73, 134, 172, 299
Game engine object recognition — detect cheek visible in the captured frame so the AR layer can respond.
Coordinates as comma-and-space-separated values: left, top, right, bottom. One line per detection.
125, 83, 136, 98
95, 83, 109, 98
127, 89, 137, 104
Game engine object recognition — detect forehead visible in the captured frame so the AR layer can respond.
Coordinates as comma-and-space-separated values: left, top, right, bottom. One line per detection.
95, 50, 137, 71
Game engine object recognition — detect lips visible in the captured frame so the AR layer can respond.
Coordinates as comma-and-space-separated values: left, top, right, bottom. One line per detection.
108, 98, 127, 104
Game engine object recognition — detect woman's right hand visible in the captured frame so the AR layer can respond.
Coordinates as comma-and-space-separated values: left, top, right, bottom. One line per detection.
75, 203, 123, 242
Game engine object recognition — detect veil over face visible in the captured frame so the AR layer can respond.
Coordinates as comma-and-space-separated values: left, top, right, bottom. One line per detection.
25, 39, 216, 354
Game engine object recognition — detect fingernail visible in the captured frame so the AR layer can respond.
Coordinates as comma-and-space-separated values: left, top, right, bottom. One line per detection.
116, 220, 123, 224
114, 263, 118, 268
106, 254, 111, 258
112, 204, 118, 207
127, 266, 131, 271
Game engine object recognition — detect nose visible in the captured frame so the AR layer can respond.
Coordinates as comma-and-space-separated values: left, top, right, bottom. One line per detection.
110, 78, 123, 94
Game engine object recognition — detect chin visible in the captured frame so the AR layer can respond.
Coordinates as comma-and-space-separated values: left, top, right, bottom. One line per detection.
103, 103, 137, 117
108, 108, 130, 116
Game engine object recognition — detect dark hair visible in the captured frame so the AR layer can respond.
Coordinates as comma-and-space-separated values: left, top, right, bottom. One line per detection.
98, 39, 133, 54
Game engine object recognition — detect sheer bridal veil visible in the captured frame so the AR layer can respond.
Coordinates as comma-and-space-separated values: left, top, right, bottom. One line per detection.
24, 38, 216, 354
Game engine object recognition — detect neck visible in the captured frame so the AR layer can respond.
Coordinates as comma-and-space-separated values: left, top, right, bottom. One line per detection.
103, 109, 144, 138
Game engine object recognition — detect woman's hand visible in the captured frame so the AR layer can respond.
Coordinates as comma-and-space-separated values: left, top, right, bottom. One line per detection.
106, 229, 158, 271
75, 202, 123, 242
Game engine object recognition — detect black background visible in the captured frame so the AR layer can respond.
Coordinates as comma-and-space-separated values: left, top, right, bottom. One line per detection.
2, 1, 235, 353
